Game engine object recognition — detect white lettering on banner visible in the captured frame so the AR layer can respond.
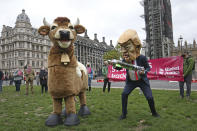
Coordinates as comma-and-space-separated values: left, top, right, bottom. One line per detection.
111, 73, 126, 79
165, 66, 179, 71
111, 67, 126, 73
112, 68, 116, 72
159, 66, 180, 75
165, 71, 180, 75
159, 68, 164, 75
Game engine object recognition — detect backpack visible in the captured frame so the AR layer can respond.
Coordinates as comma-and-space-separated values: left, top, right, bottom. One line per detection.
17, 70, 23, 76
186, 57, 195, 70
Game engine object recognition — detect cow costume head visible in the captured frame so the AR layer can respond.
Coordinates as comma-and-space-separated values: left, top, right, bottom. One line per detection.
118, 29, 142, 62
38, 17, 85, 49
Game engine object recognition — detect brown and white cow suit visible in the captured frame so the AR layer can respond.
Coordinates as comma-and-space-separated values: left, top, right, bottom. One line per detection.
38, 17, 91, 126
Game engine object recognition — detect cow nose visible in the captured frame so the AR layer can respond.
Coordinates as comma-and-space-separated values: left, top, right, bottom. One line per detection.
59, 30, 70, 40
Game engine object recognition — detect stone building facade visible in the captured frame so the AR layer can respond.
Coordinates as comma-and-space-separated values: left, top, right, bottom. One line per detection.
0, 9, 114, 76
171, 39, 197, 71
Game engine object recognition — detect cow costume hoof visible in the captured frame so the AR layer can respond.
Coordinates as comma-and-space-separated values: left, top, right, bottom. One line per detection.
64, 113, 80, 126
45, 114, 63, 127
78, 105, 91, 117
61, 108, 67, 117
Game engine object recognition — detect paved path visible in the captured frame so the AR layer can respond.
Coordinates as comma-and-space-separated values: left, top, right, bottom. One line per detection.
3, 79, 197, 91
91, 80, 197, 91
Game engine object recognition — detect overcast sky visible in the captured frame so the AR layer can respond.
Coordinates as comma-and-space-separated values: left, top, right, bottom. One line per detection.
0, 0, 197, 46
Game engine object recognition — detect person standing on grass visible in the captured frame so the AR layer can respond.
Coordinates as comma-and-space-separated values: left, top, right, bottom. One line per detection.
9, 74, 14, 86
35, 72, 40, 86
179, 51, 195, 99
24, 64, 35, 95
39, 67, 48, 94
0, 69, 4, 93
13, 68, 23, 92
4, 73, 9, 86
86, 62, 93, 91
112, 29, 160, 120
102, 60, 111, 93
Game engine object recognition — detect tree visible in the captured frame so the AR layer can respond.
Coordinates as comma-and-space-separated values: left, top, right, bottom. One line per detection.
103, 44, 122, 60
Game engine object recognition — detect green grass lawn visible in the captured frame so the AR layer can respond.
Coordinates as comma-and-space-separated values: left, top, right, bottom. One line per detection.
0, 85, 197, 131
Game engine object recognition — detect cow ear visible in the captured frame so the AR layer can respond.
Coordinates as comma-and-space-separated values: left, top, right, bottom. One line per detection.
38, 26, 50, 36
74, 25, 85, 34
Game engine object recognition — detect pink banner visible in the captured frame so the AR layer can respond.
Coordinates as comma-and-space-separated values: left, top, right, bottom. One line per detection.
108, 56, 184, 81
107, 65, 126, 81
147, 56, 184, 81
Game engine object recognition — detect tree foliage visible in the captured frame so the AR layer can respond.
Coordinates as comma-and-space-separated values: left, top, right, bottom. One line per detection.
103, 44, 122, 60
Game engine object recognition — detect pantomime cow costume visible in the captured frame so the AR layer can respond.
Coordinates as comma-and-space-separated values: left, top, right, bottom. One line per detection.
114, 29, 160, 120
38, 17, 90, 126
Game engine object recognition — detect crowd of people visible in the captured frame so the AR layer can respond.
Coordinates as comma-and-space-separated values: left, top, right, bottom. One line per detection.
0, 65, 48, 95
0, 62, 99, 94
0, 52, 195, 96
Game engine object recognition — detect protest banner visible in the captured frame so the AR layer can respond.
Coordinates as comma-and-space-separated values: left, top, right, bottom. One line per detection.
107, 56, 184, 82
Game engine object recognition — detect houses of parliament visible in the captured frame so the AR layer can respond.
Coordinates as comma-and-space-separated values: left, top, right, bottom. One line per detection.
0, 9, 114, 76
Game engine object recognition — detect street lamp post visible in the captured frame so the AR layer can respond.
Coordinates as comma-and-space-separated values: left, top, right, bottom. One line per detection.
179, 35, 183, 53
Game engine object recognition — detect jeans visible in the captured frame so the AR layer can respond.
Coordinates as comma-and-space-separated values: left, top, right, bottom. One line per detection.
179, 74, 192, 97
0, 80, 2, 92
14, 80, 21, 91
88, 77, 92, 87
88, 77, 92, 91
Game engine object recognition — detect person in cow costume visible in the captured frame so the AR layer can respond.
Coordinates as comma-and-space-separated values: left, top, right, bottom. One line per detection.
114, 29, 160, 120
38, 17, 91, 126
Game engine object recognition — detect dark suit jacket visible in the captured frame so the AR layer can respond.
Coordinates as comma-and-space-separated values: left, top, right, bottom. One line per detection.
125, 55, 150, 85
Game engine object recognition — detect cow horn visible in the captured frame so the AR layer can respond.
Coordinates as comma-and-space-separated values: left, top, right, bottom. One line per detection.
74, 18, 80, 26
43, 17, 50, 26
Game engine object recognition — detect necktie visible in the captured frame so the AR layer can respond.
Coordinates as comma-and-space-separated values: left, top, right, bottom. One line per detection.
132, 60, 138, 80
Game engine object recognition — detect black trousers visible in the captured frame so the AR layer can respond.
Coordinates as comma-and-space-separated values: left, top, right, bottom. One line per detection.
179, 74, 192, 97
103, 78, 111, 92
14, 80, 21, 92
41, 84, 48, 94
40, 79, 48, 94
121, 79, 157, 116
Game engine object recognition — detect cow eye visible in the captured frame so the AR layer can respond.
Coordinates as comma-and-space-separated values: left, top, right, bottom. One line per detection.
51, 26, 57, 30
69, 26, 74, 29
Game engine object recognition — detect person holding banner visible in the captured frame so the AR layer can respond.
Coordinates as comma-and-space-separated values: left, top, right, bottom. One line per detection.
102, 61, 111, 93
114, 29, 160, 120
179, 51, 195, 99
